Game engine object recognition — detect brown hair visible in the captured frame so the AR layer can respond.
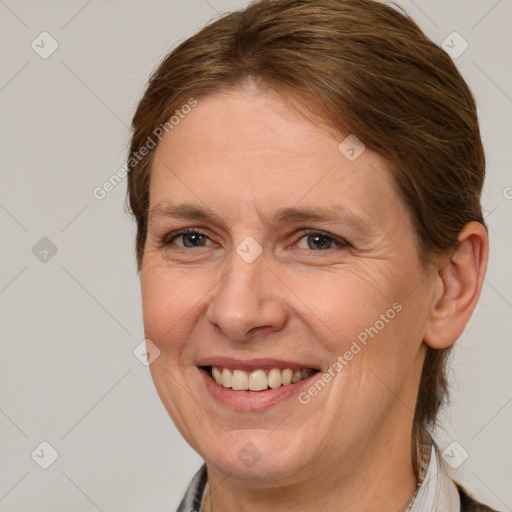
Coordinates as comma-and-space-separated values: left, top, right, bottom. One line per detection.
127, 0, 485, 469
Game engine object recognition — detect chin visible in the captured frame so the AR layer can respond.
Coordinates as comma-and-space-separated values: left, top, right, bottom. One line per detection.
198, 428, 316, 483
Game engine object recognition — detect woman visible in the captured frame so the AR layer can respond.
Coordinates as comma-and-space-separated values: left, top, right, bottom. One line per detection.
127, 0, 496, 510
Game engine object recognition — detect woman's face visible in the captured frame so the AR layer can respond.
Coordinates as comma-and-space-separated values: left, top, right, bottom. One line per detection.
141, 85, 437, 483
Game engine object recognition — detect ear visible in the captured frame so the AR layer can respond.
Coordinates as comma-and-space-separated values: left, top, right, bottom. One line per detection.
424, 221, 489, 349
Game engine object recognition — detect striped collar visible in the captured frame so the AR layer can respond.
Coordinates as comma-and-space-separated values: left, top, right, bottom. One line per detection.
410, 442, 461, 512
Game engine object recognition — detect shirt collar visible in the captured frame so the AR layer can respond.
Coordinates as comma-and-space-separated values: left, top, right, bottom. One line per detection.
409, 440, 461, 512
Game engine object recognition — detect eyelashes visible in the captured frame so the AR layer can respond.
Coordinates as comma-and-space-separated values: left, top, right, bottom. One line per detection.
295, 230, 350, 251
161, 228, 350, 253
163, 229, 214, 248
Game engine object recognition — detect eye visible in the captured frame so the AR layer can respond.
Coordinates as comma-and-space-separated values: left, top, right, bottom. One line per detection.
295, 230, 349, 251
160, 228, 348, 253
164, 229, 214, 248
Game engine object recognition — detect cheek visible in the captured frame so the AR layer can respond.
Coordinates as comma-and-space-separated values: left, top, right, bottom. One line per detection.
140, 264, 207, 355
288, 269, 398, 352
291, 264, 426, 389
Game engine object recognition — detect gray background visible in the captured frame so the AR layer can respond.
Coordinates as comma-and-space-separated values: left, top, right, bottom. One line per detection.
0, 0, 510, 511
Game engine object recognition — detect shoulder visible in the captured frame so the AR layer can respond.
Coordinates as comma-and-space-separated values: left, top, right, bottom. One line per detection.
458, 484, 501, 512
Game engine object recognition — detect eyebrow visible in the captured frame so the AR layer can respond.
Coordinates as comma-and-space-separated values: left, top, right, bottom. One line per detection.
148, 203, 376, 233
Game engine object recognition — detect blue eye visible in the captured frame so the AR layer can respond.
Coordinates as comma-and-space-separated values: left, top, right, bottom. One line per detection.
165, 230, 213, 248
296, 231, 348, 251
161, 229, 348, 253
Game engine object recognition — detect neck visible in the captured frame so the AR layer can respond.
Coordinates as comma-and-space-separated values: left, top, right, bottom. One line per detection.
204, 427, 418, 512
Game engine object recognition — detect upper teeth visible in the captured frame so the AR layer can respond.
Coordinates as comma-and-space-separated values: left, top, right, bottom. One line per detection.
211, 367, 313, 391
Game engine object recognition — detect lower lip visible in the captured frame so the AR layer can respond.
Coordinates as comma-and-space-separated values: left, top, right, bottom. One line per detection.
199, 368, 315, 411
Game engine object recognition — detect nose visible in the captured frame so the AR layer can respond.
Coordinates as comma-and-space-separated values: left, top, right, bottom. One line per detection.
206, 251, 288, 343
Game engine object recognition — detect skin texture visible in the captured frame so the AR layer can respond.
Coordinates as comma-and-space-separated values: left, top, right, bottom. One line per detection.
140, 83, 488, 512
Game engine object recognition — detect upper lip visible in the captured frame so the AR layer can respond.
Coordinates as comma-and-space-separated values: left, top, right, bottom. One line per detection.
196, 357, 319, 372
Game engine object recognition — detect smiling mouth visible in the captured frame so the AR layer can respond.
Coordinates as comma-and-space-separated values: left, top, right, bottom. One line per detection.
201, 366, 319, 392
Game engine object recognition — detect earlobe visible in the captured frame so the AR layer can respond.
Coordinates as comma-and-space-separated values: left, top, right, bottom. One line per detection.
423, 222, 489, 349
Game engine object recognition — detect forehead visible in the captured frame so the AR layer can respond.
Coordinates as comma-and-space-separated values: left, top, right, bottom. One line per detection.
155, 85, 330, 158
149, 87, 403, 227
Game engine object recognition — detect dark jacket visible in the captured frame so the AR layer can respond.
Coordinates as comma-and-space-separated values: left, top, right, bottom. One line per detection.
458, 485, 500, 512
